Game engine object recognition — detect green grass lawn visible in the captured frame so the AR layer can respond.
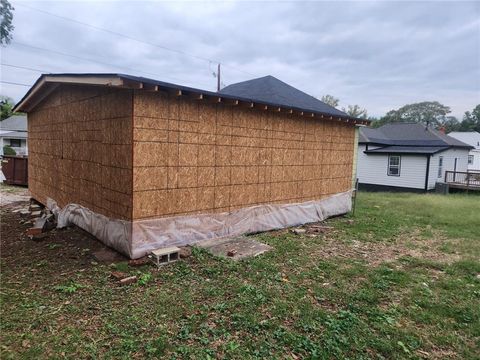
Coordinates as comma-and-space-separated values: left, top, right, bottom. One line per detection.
1, 192, 479, 359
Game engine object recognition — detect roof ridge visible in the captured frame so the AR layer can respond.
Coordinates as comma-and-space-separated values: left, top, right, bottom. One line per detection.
220, 75, 347, 117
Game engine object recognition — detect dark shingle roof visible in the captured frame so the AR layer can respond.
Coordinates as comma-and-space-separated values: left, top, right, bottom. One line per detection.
364, 146, 449, 155
359, 123, 472, 149
220, 75, 347, 117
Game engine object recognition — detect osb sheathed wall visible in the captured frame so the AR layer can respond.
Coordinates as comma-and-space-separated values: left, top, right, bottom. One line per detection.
28, 85, 355, 223
28, 85, 133, 220
132, 91, 355, 220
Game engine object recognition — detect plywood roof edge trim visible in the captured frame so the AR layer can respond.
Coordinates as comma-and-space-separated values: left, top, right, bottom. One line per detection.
14, 74, 371, 126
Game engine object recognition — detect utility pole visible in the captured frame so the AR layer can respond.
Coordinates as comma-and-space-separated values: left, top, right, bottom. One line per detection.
217, 63, 221, 91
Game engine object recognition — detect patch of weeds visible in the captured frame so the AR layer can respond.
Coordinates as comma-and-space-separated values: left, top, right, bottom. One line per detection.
370, 266, 411, 291
19, 299, 41, 310
176, 322, 192, 341
191, 246, 211, 262
225, 340, 240, 352
238, 284, 268, 305
399, 255, 446, 272
446, 259, 480, 277
35, 260, 48, 268
211, 302, 228, 312
47, 243, 61, 250
397, 340, 410, 354
121, 338, 138, 352
54, 280, 85, 294
170, 259, 193, 276
145, 336, 169, 357
113, 262, 129, 272
137, 272, 152, 286
315, 259, 338, 272
321, 310, 361, 355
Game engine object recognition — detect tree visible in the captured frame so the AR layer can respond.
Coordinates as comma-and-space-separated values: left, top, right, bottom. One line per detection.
342, 104, 368, 119
460, 104, 480, 132
442, 116, 461, 133
321, 94, 339, 108
378, 101, 451, 128
0, 0, 14, 45
0, 96, 16, 120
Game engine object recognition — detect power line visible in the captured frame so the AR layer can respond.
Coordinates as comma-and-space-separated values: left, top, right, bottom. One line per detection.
1, 63, 49, 73
10, 41, 214, 89
17, 3, 214, 62
16, 3, 257, 78
1, 80, 32, 87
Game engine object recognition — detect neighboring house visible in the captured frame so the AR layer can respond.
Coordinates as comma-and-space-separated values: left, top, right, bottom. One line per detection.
357, 123, 472, 192
447, 132, 480, 171
0, 115, 28, 156
14, 73, 369, 259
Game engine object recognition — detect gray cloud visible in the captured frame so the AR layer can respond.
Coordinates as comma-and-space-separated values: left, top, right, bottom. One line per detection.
1, 0, 479, 119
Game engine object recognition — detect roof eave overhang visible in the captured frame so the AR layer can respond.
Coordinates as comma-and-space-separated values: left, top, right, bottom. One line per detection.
364, 147, 450, 155
14, 74, 371, 126
13, 74, 125, 113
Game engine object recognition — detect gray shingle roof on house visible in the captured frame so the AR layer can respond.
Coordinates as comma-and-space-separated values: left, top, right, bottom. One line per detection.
220, 75, 347, 117
448, 131, 480, 150
1, 131, 27, 139
0, 115, 27, 132
359, 123, 472, 149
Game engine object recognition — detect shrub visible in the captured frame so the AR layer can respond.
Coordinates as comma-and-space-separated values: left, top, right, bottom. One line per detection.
3, 145, 16, 156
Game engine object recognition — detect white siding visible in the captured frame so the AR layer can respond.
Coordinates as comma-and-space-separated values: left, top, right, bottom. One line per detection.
428, 148, 470, 189
0, 137, 28, 156
467, 149, 480, 171
357, 145, 428, 189
446, 132, 480, 171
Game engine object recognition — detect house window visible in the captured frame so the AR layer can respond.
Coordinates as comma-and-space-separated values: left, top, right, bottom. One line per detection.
387, 155, 401, 176
468, 155, 474, 165
9, 139, 21, 147
438, 156, 443, 178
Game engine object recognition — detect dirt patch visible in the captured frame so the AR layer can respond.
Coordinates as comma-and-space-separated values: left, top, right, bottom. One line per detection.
197, 235, 272, 260
0, 200, 118, 274
303, 225, 460, 267
0, 185, 30, 206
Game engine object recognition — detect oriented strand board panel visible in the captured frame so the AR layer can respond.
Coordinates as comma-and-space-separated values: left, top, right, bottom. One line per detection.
132, 91, 355, 220
28, 85, 134, 220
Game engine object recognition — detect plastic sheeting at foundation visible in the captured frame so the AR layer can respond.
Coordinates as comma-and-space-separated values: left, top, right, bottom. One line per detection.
47, 198, 132, 257
48, 190, 353, 259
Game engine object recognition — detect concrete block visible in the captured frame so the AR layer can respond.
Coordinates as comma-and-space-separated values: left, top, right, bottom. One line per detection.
149, 246, 180, 267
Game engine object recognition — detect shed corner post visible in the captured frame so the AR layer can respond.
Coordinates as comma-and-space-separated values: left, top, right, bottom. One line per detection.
351, 126, 360, 189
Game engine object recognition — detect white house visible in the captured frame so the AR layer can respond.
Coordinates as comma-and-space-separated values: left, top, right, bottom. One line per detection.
0, 115, 28, 156
447, 132, 480, 171
357, 123, 472, 192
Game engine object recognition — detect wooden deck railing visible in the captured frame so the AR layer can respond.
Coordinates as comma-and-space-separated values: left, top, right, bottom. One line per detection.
444, 170, 480, 190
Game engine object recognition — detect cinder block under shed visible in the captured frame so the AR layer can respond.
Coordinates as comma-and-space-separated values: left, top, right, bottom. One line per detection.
14, 73, 366, 258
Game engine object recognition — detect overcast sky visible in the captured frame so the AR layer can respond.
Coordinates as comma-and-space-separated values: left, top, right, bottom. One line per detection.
1, 0, 479, 118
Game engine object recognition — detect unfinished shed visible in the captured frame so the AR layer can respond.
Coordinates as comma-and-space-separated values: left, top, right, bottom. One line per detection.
14, 74, 369, 259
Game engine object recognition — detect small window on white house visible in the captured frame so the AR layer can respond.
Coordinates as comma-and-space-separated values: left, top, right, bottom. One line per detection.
9, 139, 21, 147
438, 156, 443, 178
468, 155, 474, 165
388, 155, 401, 176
